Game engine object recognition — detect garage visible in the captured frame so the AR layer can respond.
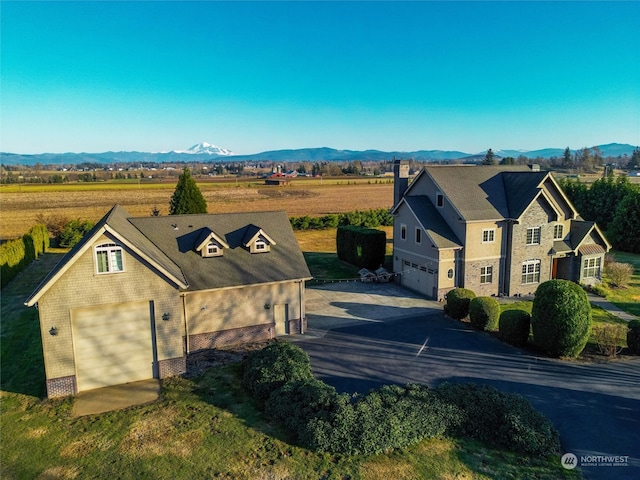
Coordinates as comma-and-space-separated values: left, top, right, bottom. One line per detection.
71, 301, 155, 392
401, 259, 436, 299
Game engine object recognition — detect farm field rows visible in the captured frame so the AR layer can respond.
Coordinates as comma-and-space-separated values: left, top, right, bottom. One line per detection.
0, 181, 394, 240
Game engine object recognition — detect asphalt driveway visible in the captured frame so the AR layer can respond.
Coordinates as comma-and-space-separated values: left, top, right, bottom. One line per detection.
294, 283, 640, 480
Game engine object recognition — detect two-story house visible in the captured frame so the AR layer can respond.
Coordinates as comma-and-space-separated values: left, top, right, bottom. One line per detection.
392, 161, 610, 300
25, 205, 312, 398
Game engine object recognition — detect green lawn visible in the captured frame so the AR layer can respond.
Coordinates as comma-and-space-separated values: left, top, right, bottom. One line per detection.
0, 253, 580, 479
604, 251, 640, 318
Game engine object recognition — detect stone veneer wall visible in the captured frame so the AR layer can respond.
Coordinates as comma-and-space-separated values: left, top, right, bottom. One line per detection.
46, 375, 77, 398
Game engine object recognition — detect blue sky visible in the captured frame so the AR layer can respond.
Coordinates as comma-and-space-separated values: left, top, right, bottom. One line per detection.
2, 1, 639, 155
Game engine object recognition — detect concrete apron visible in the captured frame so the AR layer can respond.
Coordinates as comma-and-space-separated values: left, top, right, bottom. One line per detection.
71, 379, 160, 417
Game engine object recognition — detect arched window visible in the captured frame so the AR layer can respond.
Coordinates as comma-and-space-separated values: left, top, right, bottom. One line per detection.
95, 243, 124, 274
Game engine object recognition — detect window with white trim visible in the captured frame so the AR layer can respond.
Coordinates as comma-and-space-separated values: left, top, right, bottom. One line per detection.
255, 240, 266, 251
521, 260, 541, 284
526, 227, 541, 245
553, 224, 564, 240
480, 266, 493, 284
583, 257, 602, 278
482, 229, 495, 243
206, 242, 219, 256
95, 243, 124, 274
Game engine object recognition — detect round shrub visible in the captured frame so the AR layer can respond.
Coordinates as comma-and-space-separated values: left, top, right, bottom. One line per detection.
627, 319, 640, 355
445, 288, 476, 320
469, 296, 500, 331
242, 341, 314, 403
531, 280, 591, 358
499, 310, 531, 346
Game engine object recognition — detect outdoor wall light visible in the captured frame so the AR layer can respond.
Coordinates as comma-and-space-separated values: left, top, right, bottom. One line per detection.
162, 312, 171, 321
49, 326, 58, 336
264, 303, 271, 310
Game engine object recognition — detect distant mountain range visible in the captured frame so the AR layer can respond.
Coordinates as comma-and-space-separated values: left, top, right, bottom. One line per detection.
1, 143, 636, 166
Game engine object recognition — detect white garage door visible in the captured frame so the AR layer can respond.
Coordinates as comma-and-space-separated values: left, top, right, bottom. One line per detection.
401, 260, 436, 298
72, 301, 154, 392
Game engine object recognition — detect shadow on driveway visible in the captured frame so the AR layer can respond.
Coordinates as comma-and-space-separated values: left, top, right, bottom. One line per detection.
293, 309, 640, 480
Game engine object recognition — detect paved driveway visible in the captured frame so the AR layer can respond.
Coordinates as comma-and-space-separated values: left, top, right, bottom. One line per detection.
294, 283, 640, 480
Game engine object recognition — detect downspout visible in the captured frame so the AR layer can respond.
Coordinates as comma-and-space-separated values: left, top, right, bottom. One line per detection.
182, 293, 190, 355
298, 280, 304, 334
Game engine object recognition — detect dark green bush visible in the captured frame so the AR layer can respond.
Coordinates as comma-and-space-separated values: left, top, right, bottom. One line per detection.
531, 280, 591, 358
265, 378, 339, 433
290, 208, 393, 231
436, 383, 560, 456
469, 297, 500, 331
445, 288, 476, 320
0, 223, 50, 289
242, 342, 314, 404
58, 219, 95, 248
299, 384, 456, 456
627, 319, 640, 355
336, 225, 386, 270
499, 310, 531, 346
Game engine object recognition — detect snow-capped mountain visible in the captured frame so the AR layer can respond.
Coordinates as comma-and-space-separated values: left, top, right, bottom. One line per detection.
173, 142, 234, 156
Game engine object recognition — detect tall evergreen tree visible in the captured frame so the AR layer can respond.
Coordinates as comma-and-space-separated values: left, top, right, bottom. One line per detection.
629, 147, 640, 169
482, 148, 496, 165
169, 167, 207, 215
562, 147, 572, 168
609, 189, 640, 253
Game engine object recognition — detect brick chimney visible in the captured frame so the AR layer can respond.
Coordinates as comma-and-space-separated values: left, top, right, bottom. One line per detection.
393, 159, 409, 207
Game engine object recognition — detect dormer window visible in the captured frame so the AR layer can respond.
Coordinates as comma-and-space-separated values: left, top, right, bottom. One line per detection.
242, 225, 276, 254
195, 228, 229, 258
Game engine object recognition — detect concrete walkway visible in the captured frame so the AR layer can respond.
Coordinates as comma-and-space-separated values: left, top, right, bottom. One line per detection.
71, 379, 160, 417
588, 293, 638, 322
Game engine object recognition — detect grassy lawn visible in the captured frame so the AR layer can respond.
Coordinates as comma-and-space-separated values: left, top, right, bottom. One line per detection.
0, 252, 580, 479
604, 251, 640, 318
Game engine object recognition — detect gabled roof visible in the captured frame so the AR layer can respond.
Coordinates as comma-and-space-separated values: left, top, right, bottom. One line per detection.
402, 196, 463, 249
26, 207, 311, 306
195, 227, 230, 251
129, 211, 310, 291
242, 225, 276, 247
25, 205, 189, 306
569, 219, 612, 252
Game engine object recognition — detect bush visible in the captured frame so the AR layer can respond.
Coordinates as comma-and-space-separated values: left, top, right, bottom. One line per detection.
531, 280, 591, 358
592, 324, 625, 357
0, 223, 50, 288
469, 297, 500, 331
58, 219, 95, 248
627, 319, 640, 355
265, 378, 339, 433
499, 310, 531, 346
445, 288, 476, 320
242, 342, 314, 404
604, 260, 634, 288
436, 383, 560, 456
336, 225, 386, 270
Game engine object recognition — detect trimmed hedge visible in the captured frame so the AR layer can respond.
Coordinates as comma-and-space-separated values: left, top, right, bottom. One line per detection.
0, 224, 50, 289
445, 288, 476, 320
531, 280, 591, 358
627, 319, 640, 355
469, 297, 500, 331
290, 208, 393, 231
336, 225, 386, 270
241, 341, 314, 404
499, 310, 531, 346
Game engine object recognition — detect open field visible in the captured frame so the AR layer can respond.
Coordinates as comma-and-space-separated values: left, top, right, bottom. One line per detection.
0, 180, 394, 240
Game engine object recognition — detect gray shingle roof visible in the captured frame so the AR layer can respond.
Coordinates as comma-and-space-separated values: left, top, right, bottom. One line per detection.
404, 196, 462, 249
423, 166, 548, 221
129, 210, 311, 291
